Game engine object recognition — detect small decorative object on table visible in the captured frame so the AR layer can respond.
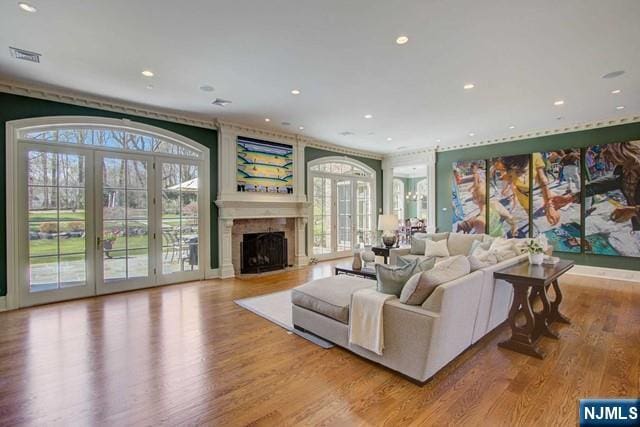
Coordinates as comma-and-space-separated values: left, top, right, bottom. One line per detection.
378, 214, 399, 248
352, 246, 363, 270
361, 245, 376, 268
526, 238, 545, 265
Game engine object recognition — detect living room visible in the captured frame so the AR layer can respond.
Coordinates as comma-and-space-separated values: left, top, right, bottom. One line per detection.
0, 1, 638, 426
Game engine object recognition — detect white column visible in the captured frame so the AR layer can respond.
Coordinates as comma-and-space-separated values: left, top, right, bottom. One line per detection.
217, 123, 237, 197
294, 138, 307, 201
218, 218, 235, 278
425, 149, 437, 233
295, 216, 309, 266
382, 158, 393, 214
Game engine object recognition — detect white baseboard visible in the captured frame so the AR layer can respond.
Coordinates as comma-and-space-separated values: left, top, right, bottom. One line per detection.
568, 264, 640, 284
0, 296, 6, 312
205, 268, 221, 280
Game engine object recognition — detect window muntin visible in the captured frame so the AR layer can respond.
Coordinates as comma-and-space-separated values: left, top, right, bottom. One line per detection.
19, 127, 201, 158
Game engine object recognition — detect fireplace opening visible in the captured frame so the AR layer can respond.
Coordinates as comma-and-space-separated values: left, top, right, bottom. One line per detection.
241, 231, 288, 274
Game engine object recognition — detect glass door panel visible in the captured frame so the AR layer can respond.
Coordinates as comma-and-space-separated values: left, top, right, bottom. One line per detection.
159, 161, 201, 279
21, 146, 95, 306
312, 176, 332, 255
336, 179, 352, 252
97, 153, 154, 292
356, 181, 373, 246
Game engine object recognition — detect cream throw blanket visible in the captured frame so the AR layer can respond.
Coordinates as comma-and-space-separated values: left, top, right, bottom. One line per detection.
348, 288, 395, 355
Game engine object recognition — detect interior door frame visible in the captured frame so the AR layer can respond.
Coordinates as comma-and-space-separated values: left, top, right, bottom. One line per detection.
17, 143, 97, 307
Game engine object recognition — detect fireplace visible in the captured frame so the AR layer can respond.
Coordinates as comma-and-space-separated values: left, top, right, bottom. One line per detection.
241, 231, 288, 274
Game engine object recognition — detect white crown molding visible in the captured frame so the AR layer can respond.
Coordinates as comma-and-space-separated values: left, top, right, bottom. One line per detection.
0, 79, 216, 130
436, 115, 640, 153
298, 135, 383, 160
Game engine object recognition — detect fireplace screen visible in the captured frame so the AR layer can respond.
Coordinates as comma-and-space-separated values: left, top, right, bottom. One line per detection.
241, 231, 288, 274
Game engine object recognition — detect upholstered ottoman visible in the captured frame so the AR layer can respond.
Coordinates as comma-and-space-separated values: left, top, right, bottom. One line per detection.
291, 275, 374, 324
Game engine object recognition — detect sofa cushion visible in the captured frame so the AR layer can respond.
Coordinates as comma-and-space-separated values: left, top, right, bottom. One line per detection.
410, 237, 427, 255
376, 260, 417, 297
410, 232, 449, 254
424, 239, 450, 258
447, 233, 484, 256
401, 255, 471, 305
398, 256, 436, 273
469, 238, 492, 256
291, 275, 374, 324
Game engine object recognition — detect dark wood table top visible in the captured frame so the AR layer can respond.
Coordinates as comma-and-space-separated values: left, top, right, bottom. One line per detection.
493, 259, 574, 286
335, 263, 377, 279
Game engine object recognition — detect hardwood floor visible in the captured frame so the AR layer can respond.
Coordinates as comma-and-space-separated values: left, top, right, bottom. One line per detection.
0, 260, 638, 426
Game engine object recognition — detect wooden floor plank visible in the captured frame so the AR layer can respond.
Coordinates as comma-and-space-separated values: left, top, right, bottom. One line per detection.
0, 260, 638, 426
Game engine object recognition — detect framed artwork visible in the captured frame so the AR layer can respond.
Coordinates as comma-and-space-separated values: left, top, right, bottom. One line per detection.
531, 150, 582, 253
451, 160, 486, 234
236, 137, 294, 194
488, 154, 530, 238
584, 141, 640, 257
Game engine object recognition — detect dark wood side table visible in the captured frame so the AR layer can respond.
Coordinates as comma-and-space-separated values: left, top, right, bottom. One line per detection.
335, 264, 377, 280
494, 259, 574, 359
371, 246, 391, 264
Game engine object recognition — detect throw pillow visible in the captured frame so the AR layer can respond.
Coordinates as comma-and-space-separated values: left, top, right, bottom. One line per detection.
469, 239, 492, 256
467, 255, 492, 271
400, 255, 471, 305
398, 255, 435, 273
424, 238, 450, 258
410, 236, 427, 255
511, 238, 529, 254
375, 260, 418, 297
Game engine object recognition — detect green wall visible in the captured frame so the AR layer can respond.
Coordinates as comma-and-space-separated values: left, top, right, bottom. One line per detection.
436, 121, 640, 270
304, 147, 383, 213
0, 92, 219, 296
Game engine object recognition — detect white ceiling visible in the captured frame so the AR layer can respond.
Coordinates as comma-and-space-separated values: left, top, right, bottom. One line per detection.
1, 0, 639, 154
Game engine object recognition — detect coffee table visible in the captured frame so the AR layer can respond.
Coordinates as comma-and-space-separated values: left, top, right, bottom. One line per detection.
335, 263, 376, 280
494, 259, 574, 359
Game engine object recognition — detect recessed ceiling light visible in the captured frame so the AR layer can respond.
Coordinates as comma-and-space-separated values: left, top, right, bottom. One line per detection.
200, 85, 214, 92
468, 132, 475, 137
615, 105, 625, 110
141, 70, 154, 77
264, 118, 271, 122
611, 89, 621, 94
18, 2, 37, 12
396, 36, 409, 45
553, 100, 565, 106
298, 126, 304, 130
602, 70, 625, 79
463, 83, 475, 90
436, 139, 441, 143
364, 114, 373, 119
290, 89, 301, 95
386, 137, 393, 141
508, 125, 515, 129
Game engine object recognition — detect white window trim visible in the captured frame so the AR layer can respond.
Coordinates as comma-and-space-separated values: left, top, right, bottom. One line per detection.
416, 178, 429, 220
392, 178, 405, 221
307, 156, 377, 260
5, 116, 214, 310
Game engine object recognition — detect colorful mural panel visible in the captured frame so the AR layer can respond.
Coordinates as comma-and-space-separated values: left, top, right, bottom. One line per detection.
451, 160, 487, 234
488, 154, 530, 238
236, 137, 293, 193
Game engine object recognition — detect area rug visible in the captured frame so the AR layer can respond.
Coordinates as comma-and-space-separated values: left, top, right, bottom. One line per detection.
235, 290, 334, 348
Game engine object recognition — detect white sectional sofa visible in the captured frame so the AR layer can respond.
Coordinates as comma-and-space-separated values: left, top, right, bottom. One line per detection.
291, 232, 527, 383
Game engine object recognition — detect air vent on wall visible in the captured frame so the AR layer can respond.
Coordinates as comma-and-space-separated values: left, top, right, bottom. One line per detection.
9, 46, 41, 63
211, 98, 231, 107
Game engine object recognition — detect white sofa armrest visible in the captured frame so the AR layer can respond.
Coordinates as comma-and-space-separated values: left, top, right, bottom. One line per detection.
389, 247, 411, 265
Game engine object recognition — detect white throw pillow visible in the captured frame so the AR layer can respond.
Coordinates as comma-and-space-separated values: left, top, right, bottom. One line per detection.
424, 238, 450, 258
471, 247, 498, 264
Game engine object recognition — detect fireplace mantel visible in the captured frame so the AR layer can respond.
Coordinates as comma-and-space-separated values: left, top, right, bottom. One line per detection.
216, 196, 310, 278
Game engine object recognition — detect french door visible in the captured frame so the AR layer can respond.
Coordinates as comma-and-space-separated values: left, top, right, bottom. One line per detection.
19, 146, 203, 307
311, 174, 375, 259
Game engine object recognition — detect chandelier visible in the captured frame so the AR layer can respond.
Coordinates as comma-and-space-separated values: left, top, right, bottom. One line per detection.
405, 191, 425, 201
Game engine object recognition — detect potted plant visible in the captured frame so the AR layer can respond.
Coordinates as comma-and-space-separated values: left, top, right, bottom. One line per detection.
526, 239, 545, 265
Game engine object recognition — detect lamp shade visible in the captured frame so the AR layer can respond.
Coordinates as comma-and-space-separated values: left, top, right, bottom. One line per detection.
378, 214, 398, 231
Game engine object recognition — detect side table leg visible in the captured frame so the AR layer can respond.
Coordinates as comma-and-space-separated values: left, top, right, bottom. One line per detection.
530, 286, 559, 340
548, 280, 571, 325
499, 283, 546, 359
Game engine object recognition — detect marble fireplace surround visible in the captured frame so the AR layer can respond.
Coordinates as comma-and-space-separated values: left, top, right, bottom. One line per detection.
216, 198, 309, 278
